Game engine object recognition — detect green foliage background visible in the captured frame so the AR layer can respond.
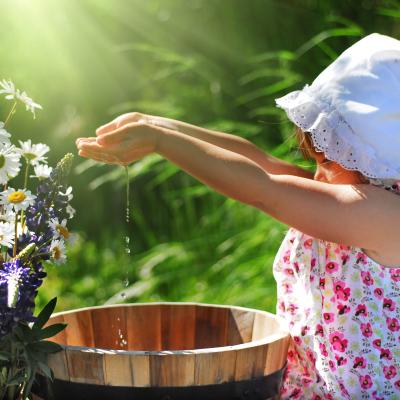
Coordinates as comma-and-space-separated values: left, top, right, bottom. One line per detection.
0, 0, 398, 313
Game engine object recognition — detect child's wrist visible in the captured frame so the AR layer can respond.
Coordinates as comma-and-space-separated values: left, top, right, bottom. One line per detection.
152, 124, 172, 156
145, 115, 181, 133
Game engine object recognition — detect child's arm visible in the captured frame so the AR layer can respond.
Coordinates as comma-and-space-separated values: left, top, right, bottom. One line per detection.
155, 117, 314, 179
156, 128, 399, 260
96, 113, 314, 180
77, 121, 399, 260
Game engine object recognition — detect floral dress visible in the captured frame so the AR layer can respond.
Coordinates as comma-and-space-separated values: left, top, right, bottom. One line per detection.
273, 209, 400, 399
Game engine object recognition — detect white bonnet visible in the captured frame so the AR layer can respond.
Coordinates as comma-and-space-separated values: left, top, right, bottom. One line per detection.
275, 33, 400, 185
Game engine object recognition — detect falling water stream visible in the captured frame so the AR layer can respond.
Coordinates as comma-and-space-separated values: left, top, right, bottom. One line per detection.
120, 166, 131, 299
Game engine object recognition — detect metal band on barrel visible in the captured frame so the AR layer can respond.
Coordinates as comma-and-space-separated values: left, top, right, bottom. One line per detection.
33, 364, 286, 400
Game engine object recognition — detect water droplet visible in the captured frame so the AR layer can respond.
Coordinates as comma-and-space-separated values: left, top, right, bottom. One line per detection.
125, 236, 131, 255
121, 166, 132, 296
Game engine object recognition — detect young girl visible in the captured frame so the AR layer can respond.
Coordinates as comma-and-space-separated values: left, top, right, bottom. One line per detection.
76, 33, 400, 398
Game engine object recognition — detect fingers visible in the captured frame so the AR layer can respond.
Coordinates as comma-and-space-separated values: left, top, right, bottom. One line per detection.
96, 132, 123, 146
76, 116, 150, 165
77, 136, 137, 166
76, 137, 96, 147
78, 149, 102, 162
77, 139, 111, 156
96, 121, 117, 136
96, 121, 153, 147
95, 125, 134, 146
76, 136, 125, 164
96, 112, 144, 136
78, 148, 119, 165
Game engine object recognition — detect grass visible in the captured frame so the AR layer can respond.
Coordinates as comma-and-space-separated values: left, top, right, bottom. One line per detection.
28, 1, 399, 315
37, 194, 290, 314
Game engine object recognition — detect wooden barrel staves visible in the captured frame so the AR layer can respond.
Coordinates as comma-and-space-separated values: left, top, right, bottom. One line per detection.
32, 302, 290, 400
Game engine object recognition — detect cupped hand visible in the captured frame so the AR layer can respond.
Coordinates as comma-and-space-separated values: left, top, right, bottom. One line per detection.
95, 112, 149, 137
76, 116, 160, 166
95, 112, 179, 136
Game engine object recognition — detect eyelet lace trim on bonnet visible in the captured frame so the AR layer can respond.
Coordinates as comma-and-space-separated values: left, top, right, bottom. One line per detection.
275, 84, 400, 194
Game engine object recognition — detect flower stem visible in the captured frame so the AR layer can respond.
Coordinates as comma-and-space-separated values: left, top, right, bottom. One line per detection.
6, 342, 16, 400
20, 162, 30, 229
13, 213, 18, 257
4, 101, 17, 127
34, 251, 50, 258
36, 238, 52, 251
23, 161, 30, 189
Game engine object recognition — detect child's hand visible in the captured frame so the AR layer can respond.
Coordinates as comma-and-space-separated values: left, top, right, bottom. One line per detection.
95, 112, 149, 136
76, 117, 161, 166
95, 112, 179, 137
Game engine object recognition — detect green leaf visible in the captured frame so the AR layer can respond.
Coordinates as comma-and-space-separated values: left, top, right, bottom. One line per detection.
22, 374, 36, 399
249, 50, 296, 64
7, 371, 25, 385
295, 27, 364, 58
18, 323, 36, 343
236, 75, 302, 105
377, 7, 400, 18
37, 324, 67, 340
30, 341, 63, 354
238, 68, 291, 85
26, 349, 48, 364
13, 325, 25, 342
33, 298, 58, 330
38, 361, 54, 381
0, 352, 10, 361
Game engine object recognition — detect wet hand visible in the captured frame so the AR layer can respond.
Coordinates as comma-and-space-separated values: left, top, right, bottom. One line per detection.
76, 118, 160, 166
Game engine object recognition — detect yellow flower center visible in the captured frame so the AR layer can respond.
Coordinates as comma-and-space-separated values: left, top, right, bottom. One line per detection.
8, 191, 26, 204
56, 225, 69, 239
53, 246, 61, 260
24, 152, 37, 161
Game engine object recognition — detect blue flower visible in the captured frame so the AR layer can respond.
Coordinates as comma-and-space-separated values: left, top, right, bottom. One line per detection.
0, 259, 44, 337
25, 157, 74, 246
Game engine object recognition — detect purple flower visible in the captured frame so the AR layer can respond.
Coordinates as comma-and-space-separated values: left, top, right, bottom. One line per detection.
0, 259, 44, 337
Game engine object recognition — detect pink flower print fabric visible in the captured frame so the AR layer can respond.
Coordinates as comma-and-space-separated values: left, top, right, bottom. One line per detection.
273, 227, 400, 399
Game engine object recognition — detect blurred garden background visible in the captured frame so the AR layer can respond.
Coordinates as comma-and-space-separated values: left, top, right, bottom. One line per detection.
0, 0, 398, 313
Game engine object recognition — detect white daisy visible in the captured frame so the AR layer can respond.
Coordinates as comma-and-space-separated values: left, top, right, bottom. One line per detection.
0, 122, 11, 145
18, 140, 49, 165
31, 163, 52, 180
0, 188, 36, 212
49, 239, 67, 265
0, 221, 14, 248
17, 90, 42, 117
47, 217, 69, 240
0, 145, 21, 185
59, 186, 73, 201
66, 204, 76, 219
0, 79, 42, 117
0, 79, 17, 100
0, 210, 15, 224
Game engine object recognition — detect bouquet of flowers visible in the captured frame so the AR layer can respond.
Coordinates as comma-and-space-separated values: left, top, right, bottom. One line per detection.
0, 80, 75, 399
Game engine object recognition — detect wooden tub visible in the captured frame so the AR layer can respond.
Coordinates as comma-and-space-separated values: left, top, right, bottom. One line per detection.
33, 302, 290, 400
